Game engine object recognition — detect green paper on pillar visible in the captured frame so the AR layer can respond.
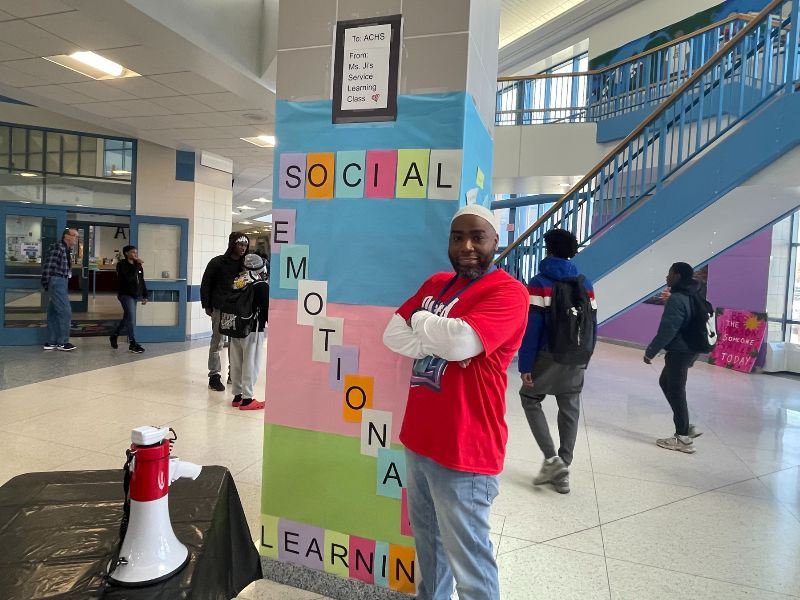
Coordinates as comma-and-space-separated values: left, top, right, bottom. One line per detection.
279, 244, 309, 289
395, 149, 430, 198
261, 424, 412, 546
476, 166, 485, 189
324, 530, 351, 577
260, 514, 280, 559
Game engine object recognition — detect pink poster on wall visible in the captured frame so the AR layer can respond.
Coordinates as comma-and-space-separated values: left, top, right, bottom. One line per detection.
708, 308, 767, 373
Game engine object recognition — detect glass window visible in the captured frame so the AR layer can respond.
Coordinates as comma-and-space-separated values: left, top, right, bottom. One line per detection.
5, 214, 58, 277
137, 223, 181, 280
0, 126, 10, 171
4, 288, 47, 328
28, 130, 44, 172
45, 175, 131, 211
10, 127, 27, 171
79, 136, 98, 177
0, 172, 44, 204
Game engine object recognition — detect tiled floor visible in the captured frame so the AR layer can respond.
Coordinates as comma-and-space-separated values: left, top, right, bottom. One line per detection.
1, 341, 799, 599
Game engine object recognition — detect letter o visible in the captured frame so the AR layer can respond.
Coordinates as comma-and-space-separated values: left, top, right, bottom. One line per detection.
303, 292, 324, 316
308, 163, 328, 188
345, 386, 367, 410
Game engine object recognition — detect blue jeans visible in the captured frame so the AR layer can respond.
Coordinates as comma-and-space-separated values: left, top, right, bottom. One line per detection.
405, 450, 500, 600
112, 294, 137, 343
46, 277, 71, 345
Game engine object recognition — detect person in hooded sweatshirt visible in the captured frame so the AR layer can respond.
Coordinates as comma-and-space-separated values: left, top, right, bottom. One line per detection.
518, 229, 596, 494
201, 232, 249, 392
644, 262, 704, 454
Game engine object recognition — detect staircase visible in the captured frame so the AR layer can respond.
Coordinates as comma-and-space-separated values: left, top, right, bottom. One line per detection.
496, 0, 800, 323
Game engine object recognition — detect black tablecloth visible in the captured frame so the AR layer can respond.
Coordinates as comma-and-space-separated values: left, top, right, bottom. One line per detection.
0, 466, 262, 599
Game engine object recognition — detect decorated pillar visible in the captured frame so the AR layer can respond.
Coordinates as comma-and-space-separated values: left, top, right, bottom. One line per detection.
261, 2, 501, 596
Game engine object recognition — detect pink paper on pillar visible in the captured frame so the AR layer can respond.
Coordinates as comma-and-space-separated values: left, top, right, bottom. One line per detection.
271, 209, 296, 252
265, 299, 412, 441
365, 150, 397, 199
349, 536, 376, 584
400, 488, 413, 537
279, 153, 306, 199
708, 308, 767, 373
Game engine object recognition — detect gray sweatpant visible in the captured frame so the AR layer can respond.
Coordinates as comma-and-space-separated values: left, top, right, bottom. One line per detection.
229, 330, 266, 399
208, 309, 225, 377
520, 388, 581, 466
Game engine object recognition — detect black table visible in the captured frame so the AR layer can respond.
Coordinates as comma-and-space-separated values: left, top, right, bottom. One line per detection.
0, 466, 262, 599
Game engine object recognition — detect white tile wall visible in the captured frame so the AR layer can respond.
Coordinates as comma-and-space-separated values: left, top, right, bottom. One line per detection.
187, 182, 232, 338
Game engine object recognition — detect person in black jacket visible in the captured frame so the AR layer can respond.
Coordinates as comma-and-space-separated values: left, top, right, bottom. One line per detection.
229, 253, 269, 411
201, 232, 249, 391
644, 262, 704, 454
110, 245, 147, 354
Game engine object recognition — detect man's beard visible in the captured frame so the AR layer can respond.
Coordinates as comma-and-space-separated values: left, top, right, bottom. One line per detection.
450, 257, 492, 280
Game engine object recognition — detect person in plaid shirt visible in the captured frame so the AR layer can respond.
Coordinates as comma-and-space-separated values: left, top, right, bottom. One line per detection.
41, 228, 79, 351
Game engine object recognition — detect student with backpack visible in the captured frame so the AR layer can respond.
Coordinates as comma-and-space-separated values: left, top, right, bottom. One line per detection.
644, 262, 715, 454
518, 229, 597, 494
223, 253, 269, 411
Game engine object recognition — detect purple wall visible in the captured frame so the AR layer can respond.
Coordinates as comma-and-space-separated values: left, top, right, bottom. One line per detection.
599, 230, 772, 345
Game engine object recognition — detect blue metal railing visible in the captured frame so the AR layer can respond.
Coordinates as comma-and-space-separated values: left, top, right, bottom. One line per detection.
496, 14, 753, 125
496, 0, 800, 283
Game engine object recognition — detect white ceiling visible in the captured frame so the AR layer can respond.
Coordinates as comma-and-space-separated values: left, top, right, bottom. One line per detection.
0, 0, 585, 226
0, 0, 275, 222
500, 0, 590, 47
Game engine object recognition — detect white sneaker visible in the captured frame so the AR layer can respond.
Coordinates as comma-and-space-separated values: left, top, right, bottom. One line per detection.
656, 435, 696, 454
533, 456, 568, 485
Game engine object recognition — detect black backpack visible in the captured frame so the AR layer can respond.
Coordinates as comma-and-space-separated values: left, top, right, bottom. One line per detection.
682, 292, 717, 353
547, 276, 596, 366
218, 282, 263, 338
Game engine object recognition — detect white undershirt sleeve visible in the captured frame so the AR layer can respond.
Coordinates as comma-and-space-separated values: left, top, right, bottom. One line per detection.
410, 310, 484, 362
382, 313, 426, 359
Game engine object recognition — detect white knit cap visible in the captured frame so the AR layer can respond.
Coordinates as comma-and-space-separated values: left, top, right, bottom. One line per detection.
451, 204, 500, 236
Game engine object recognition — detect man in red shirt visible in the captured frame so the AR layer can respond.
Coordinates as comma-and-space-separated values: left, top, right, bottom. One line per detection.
383, 204, 529, 600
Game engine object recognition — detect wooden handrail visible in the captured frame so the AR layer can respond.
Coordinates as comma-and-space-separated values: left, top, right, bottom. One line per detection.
496, 13, 755, 83
495, 0, 785, 264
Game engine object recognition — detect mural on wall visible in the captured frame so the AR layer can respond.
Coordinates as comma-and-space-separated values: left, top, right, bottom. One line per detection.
261, 92, 494, 595
709, 308, 768, 372
589, 0, 772, 70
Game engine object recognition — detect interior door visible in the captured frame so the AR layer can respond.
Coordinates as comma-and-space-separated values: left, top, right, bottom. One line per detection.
130, 216, 189, 342
67, 220, 90, 314
0, 206, 66, 345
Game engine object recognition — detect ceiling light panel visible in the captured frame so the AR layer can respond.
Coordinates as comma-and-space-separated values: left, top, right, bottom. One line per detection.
43, 51, 141, 80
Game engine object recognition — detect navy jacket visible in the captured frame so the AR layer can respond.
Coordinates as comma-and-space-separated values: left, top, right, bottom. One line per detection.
518, 257, 597, 373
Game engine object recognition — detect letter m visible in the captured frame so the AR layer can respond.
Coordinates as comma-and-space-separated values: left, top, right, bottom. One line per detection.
287, 256, 307, 280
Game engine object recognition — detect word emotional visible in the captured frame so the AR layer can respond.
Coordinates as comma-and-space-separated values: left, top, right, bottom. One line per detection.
278, 149, 462, 201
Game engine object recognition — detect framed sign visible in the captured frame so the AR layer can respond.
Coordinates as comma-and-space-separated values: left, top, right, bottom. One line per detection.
332, 15, 401, 124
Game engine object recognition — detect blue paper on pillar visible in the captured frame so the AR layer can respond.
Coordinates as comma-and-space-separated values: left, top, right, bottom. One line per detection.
374, 541, 390, 588
271, 93, 474, 308
460, 94, 495, 209
376, 447, 406, 499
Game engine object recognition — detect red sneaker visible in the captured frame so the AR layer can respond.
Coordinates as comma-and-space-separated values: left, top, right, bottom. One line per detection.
239, 398, 265, 411
231, 394, 242, 407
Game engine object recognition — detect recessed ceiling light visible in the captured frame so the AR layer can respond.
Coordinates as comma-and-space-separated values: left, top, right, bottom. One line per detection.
43, 51, 140, 80
19, 172, 38, 177
559, 183, 572, 188
19, 200, 31, 204
240, 221, 253, 225
241, 135, 275, 148
111, 169, 131, 175
252, 197, 271, 203
238, 205, 253, 210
